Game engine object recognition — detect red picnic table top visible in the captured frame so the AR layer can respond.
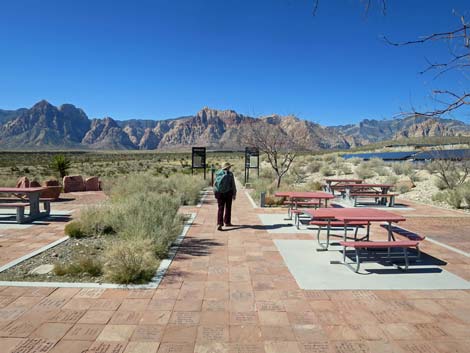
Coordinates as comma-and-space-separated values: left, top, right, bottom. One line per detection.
342, 183, 393, 188
0, 187, 48, 193
303, 207, 406, 223
324, 178, 363, 183
274, 191, 335, 199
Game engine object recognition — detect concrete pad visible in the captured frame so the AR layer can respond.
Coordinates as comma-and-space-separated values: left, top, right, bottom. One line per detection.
274, 239, 470, 290
332, 200, 415, 211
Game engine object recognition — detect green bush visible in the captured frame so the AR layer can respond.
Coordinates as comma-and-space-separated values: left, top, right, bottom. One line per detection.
64, 221, 86, 238
103, 239, 158, 284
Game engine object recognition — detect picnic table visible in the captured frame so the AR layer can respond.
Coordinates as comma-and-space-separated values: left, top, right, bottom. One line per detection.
303, 207, 405, 249
323, 178, 362, 195
0, 187, 51, 223
343, 183, 395, 206
274, 191, 335, 221
304, 207, 417, 271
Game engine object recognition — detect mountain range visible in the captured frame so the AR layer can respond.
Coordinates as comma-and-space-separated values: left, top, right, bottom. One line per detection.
0, 100, 468, 150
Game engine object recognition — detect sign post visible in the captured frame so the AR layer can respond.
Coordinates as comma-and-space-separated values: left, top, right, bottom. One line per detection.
245, 147, 260, 185
192, 147, 207, 179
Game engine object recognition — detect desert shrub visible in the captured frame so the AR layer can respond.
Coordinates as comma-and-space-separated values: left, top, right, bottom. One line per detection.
306, 161, 322, 174
290, 165, 308, 184
433, 189, 464, 209
445, 190, 464, 209
374, 165, 390, 176
368, 158, 385, 168
409, 172, 421, 183
64, 221, 86, 238
78, 206, 116, 236
397, 184, 411, 194
355, 162, 375, 179
304, 180, 323, 191
348, 157, 362, 166
54, 256, 102, 277
391, 162, 414, 176
384, 175, 399, 185
461, 183, 470, 207
428, 160, 469, 190
435, 178, 449, 191
251, 178, 278, 202
103, 239, 158, 284
320, 165, 335, 177
322, 154, 337, 163
339, 164, 353, 175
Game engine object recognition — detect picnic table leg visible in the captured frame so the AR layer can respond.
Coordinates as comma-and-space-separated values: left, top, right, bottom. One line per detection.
316, 218, 331, 251
386, 221, 394, 258
28, 192, 41, 220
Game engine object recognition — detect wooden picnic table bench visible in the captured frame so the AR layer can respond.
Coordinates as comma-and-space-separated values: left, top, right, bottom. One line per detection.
343, 183, 394, 206
274, 191, 334, 221
339, 240, 420, 272
349, 192, 397, 207
323, 178, 362, 195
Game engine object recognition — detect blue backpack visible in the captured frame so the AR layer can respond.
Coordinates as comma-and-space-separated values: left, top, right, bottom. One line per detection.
214, 170, 233, 193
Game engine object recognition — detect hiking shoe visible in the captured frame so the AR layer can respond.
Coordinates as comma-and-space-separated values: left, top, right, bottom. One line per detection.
225, 223, 234, 227
217, 225, 223, 231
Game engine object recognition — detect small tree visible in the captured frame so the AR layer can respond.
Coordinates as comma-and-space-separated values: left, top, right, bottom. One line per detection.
426, 148, 470, 189
243, 122, 298, 188
50, 154, 72, 179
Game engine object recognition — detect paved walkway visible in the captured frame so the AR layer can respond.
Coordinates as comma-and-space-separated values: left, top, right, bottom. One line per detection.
0, 189, 469, 353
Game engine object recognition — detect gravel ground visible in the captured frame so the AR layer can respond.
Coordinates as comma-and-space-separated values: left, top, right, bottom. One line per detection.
0, 236, 109, 283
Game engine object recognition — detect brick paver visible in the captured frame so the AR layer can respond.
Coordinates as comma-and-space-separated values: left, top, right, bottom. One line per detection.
0, 189, 469, 353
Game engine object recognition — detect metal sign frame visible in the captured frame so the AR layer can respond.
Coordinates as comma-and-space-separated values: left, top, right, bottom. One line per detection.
192, 147, 207, 179
244, 147, 260, 184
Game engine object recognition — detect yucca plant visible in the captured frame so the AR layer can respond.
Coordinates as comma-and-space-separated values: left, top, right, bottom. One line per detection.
50, 154, 72, 179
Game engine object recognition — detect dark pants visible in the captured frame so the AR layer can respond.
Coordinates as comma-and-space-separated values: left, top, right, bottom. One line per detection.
215, 192, 233, 226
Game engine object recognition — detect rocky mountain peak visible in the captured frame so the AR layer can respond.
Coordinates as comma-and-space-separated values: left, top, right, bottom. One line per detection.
0, 100, 469, 150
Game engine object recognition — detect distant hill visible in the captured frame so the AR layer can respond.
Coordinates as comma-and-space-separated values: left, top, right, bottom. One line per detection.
0, 100, 469, 150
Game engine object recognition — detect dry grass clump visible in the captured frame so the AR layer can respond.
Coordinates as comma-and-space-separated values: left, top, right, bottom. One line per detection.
103, 238, 158, 284
54, 255, 102, 277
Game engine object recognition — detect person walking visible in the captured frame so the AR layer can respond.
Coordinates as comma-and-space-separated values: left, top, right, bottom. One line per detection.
214, 162, 237, 231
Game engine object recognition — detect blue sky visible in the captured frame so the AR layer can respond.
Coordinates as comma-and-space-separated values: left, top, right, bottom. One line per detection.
0, 0, 468, 125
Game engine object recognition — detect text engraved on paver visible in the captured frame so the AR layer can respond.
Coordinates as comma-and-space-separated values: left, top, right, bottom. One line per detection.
11, 338, 55, 353
49, 310, 85, 323
301, 342, 330, 353
0, 321, 37, 337
87, 342, 126, 353
36, 298, 68, 309
173, 312, 198, 325
334, 342, 369, 353
201, 326, 225, 341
